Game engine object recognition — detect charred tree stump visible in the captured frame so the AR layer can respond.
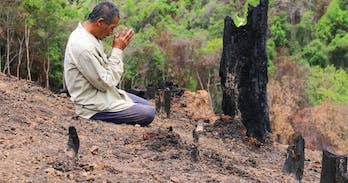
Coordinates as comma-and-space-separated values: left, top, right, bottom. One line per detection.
154, 81, 183, 118
164, 88, 171, 118
155, 89, 162, 113
146, 86, 156, 99
190, 144, 200, 162
283, 135, 305, 182
219, 0, 271, 141
320, 149, 348, 183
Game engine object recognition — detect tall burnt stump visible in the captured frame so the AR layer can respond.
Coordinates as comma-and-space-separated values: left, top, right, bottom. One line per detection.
283, 135, 305, 182
219, 0, 271, 141
320, 149, 348, 183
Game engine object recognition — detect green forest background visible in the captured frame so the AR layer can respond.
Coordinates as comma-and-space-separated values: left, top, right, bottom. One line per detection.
0, 0, 348, 108
1, 0, 348, 150
0, 0, 347, 112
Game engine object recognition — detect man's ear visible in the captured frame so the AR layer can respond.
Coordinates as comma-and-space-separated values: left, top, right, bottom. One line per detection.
96, 18, 105, 27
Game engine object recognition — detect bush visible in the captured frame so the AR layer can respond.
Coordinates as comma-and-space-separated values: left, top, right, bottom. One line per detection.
296, 11, 315, 47
270, 16, 288, 47
328, 33, 348, 70
123, 42, 164, 88
302, 39, 329, 67
306, 65, 348, 105
267, 38, 276, 77
314, 0, 348, 43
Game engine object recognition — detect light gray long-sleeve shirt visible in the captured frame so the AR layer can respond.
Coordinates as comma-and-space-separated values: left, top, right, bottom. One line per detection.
64, 23, 134, 119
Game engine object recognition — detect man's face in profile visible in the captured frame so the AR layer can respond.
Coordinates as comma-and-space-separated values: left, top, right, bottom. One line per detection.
97, 16, 119, 40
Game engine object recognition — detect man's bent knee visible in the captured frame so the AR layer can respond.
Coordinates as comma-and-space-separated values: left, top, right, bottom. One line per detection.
140, 107, 156, 126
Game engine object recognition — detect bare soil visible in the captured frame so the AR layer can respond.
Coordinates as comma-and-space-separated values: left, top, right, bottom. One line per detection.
0, 73, 322, 183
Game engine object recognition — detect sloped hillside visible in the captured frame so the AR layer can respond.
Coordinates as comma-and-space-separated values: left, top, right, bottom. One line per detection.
0, 73, 321, 182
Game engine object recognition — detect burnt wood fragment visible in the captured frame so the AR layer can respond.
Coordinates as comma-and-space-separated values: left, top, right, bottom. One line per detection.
67, 126, 80, 163
192, 128, 199, 144
56, 88, 70, 97
164, 88, 171, 118
190, 144, 200, 162
127, 88, 147, 99
146, 86, 156, 99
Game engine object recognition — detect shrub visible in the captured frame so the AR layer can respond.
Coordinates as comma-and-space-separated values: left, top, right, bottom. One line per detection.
306, 65, 348, 105
327, 33, 348, 70
270, 16, 288, 47
314, 0, 348, 43
267, 38, 276, 77
296, 11, 315, 47
302, 39, 329, 67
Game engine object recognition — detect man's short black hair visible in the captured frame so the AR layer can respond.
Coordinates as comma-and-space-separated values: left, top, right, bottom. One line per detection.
87, 1, 120, 25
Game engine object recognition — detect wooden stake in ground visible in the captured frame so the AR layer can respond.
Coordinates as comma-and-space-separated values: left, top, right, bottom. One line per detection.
220, 0, 271, 141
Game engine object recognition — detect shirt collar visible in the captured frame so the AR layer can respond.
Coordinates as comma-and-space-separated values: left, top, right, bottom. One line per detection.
77, 22, 102, 47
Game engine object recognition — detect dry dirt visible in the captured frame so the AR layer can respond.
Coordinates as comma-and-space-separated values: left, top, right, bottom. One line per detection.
0, 73, 322, 183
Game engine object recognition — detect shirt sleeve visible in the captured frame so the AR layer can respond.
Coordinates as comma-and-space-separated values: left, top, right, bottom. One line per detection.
76, 48, 124, 92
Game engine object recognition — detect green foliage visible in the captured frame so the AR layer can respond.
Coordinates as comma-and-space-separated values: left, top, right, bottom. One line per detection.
123, 42, 164, 87
207, 18, 224, 38
1, 0, 347, 111
327, 32, 348, 70
247, 0, 260, 7
13, 0, 85, 89
223, 0, 261, 27
242, 0, 260, 21
26, 0, 79, 88
186, 75, 198, 91
296, 11, 315, 47
132, 1, 174, 32
199, 38, 222, 56
295, 0, 348, 70
306, 65, 348, 105
267, 38, 276, 76
288, 39, 301, 56
314, 0, 348, 43
302, 39, 329, 68
270, 15, 288, 47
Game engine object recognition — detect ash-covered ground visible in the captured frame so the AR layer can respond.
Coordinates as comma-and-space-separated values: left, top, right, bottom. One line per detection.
0, 73, 322, 182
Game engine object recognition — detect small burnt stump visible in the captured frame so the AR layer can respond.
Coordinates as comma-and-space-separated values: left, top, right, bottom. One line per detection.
154, 81, 184, 118
190, 144, 200, 162
164, 88, 171, 118
283, 135, 305, 182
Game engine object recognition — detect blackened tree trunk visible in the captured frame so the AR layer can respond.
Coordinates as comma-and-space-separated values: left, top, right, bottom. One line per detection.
220, 0, 271, 141
320, 150, 348, 183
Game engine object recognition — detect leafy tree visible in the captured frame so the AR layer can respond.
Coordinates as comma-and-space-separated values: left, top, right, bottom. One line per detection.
20, 0, 81, 89
296, 11, 315, 47
306, 65, 348, 105
0, 0, 347, 114
312, 0, 347, 70
302, 39, 329, 68
270, 15, 288, 47
314, 0, 348, 43
123, 42, 164, 88
267, 38, 276, 76
328, 33, 348, 70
